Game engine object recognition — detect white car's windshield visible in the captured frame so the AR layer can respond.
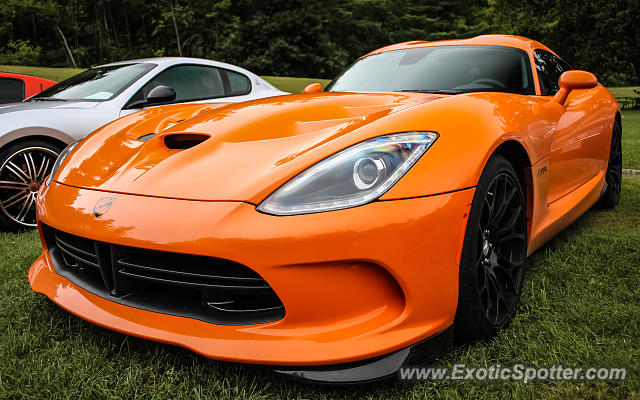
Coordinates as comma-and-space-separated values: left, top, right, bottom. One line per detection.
326, 45, 535, 95
31, 63, 156, 101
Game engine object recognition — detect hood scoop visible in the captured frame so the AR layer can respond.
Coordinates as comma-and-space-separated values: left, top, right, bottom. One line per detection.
162, 133, 211, 150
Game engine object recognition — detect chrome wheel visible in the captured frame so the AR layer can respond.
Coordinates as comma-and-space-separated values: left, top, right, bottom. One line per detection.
0, 146, 58, 228
475, 172, 526, 326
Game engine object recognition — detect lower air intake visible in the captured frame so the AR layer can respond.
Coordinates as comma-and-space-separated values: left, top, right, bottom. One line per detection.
41, 224, 285, 325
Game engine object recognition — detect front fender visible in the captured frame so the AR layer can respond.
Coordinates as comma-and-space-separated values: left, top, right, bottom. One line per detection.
0, 126, 75, 149
380, 93, 550, 200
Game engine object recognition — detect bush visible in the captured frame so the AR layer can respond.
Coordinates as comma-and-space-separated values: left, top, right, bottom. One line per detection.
0, 39, 42, 66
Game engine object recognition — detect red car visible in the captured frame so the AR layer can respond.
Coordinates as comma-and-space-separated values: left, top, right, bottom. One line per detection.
0, 72, 57, 104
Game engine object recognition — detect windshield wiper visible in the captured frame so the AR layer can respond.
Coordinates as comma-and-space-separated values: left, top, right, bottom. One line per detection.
28, 97, 67, 102
399, 89, 465, 94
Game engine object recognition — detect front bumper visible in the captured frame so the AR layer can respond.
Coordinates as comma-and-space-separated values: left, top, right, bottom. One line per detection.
29, 182, 473, 379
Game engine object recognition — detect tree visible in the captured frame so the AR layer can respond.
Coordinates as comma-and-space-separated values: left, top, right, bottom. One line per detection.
0, 0, 635, 84
490, 0, 639, 85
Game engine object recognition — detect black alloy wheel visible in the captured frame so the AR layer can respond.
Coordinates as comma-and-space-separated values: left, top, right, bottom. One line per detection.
455, 154, 527, 341
597, 120, 622, 209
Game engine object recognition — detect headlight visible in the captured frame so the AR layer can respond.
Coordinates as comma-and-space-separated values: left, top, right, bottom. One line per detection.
258, 132, 438, 215
45, 140, 81, 186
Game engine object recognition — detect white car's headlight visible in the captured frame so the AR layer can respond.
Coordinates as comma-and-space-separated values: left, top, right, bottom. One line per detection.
258, 132, 438, 215
45, 140, 81, 186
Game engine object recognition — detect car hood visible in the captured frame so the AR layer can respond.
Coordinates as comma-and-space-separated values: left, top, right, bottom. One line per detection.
56, 92, 443, 203
0, 100, 100, 115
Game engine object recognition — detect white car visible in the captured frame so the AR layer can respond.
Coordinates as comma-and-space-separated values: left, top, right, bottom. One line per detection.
0, 57, 286, 231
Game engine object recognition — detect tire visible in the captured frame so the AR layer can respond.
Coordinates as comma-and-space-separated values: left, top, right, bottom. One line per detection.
0, 139, 62, 232
596, 120, 622, 209
454, 154, 527, 341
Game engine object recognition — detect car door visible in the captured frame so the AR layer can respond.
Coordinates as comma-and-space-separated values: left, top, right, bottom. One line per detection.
538, 50, 606, 203
120, 64, 253, 117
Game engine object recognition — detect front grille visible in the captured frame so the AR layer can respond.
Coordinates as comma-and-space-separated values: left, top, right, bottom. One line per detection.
42, 224, 285, 325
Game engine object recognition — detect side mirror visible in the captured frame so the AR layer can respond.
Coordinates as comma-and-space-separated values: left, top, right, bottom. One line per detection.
553, 70, 598, 105
303, 83, 323, 94
146, 85, 176, 105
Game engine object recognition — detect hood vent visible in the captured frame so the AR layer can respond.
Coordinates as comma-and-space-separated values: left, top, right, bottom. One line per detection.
137, 133, 156, 141
163, 133, 211, 150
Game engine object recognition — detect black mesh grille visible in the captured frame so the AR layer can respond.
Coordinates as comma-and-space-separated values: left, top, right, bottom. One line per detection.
42, 224, 285, 325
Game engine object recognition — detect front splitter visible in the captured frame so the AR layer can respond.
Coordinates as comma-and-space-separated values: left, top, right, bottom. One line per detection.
270, 325, 454, 384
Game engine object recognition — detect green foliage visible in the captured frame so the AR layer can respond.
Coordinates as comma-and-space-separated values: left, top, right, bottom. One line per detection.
0, 0, 488, 78
0, 0, 637, 83
0, 39, 41, 65
489, 0, 640, 85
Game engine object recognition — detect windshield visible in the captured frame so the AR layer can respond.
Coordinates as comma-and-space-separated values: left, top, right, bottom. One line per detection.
32, 63, 156, 101
326, 45, 534, 95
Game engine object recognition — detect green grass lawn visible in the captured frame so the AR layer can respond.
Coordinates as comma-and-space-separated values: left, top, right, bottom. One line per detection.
0, 64, 83, 83
622, 110, 640, 169
1, 176, 638, 399
262, 76, 331, 92
608, 86, 640, 98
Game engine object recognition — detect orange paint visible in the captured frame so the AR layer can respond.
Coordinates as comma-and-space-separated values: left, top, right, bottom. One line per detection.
29, 35, 620, 367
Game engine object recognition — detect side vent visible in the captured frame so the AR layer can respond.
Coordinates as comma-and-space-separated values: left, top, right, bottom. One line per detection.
164, 133, 210, 149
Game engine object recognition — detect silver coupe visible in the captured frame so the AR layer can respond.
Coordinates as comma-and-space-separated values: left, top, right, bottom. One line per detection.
0, 57, 286, 230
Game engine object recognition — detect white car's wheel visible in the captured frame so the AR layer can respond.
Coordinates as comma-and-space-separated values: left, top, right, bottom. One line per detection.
0, 140, 61, 231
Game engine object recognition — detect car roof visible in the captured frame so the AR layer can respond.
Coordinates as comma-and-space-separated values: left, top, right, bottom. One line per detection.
95, 57, 257, 75
363, 35, 557, 58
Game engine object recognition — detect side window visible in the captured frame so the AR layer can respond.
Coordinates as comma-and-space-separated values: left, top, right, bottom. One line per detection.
138, 65, 226, 103
534, 50, 570, 96
0, 77, 25, 103
226, 70, 251, 96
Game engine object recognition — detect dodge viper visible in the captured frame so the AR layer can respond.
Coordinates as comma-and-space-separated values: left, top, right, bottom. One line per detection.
29, 35, 621, 383
0, 57, 285, 231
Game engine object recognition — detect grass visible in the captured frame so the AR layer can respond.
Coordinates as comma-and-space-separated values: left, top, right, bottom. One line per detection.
608, 87, 640, 98
622, 110, 640, 169
0, 176, 639, 399
0, 66, 637, 400
0, 65, 83, 83
262, 76, 331, 93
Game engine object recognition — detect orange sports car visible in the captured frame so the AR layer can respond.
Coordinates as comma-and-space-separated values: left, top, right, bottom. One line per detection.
29, 35, 621, 383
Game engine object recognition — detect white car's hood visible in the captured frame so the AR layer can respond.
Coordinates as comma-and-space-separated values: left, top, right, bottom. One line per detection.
0, 100, 100, 115
0, 100, 115, 145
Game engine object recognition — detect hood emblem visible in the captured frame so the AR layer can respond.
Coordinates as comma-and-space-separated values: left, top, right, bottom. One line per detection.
93, 196, 115, 217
